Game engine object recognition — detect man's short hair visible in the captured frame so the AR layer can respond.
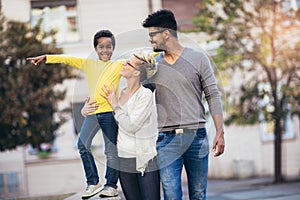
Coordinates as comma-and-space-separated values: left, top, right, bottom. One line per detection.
142, 9, 177, 31
93, 30, 116, 49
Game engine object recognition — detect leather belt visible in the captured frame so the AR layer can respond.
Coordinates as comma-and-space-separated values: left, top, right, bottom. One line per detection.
162, 128, 198, 135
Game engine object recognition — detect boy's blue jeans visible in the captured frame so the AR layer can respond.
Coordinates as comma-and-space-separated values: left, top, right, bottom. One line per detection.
77, 112, 119, 188
156, 128, 209, 200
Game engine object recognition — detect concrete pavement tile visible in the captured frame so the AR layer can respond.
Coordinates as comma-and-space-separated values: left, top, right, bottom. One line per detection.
260, 195, 300, 200
222, 189, 287, 200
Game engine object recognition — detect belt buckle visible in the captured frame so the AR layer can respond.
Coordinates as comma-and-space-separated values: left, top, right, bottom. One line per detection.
175, 129, 184, 134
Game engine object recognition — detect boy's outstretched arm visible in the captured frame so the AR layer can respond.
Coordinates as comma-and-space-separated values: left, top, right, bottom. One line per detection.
26, 55, 46, 66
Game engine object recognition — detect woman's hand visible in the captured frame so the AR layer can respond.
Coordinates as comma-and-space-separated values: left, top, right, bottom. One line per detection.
100, 83, 118, 108
81, 96, 99, 117
26, 55, 46, 66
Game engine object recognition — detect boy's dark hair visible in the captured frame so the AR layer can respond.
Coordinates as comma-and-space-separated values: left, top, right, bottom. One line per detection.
142, 9, 177, 37
93, 30, 116, 49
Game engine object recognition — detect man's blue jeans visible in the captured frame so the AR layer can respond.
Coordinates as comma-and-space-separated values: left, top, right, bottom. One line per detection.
77, 112, 119, 188
156, 128, 209, 200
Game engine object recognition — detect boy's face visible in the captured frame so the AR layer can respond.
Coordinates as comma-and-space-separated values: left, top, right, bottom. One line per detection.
95, 37, 114, 61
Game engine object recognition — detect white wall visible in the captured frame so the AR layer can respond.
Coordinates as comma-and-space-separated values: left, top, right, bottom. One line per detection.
208, 117, 300, 179
76, 0, 161, 41
1, 0, 30, 22
77, 0, 149, 43
0, 147, 27, 198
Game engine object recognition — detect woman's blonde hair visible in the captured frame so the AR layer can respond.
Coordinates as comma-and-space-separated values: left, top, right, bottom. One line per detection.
133, 52, 157, 82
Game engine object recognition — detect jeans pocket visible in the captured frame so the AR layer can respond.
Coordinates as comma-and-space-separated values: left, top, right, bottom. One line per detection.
196, 128, 207, 139
156, 132, 165, 143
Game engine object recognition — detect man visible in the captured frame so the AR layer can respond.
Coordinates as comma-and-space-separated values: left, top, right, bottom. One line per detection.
142, 9, 225, 200
27, 30, 121, 199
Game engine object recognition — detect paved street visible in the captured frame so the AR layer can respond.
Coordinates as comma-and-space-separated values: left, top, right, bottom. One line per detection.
206, 177, 300, 200
66, 177, 300, 200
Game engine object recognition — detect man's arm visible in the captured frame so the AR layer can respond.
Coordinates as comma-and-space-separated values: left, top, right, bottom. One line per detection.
200, 53, 225, 156
211, 114, 225, 157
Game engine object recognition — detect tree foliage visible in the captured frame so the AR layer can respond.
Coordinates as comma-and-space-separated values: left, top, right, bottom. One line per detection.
193, 0, 300, 125
0, 14, 77, 151
193, 0, 300, 182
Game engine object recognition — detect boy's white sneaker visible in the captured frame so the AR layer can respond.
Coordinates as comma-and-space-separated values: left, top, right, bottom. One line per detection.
99, 186, 118, 197
81, 183, 103, 199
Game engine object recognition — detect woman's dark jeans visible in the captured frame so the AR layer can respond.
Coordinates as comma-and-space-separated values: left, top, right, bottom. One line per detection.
119, 157, 160, 200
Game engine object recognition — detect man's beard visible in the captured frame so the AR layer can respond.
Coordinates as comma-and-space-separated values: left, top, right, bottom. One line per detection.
153, 42, 166, 52
153, 48, 165, 52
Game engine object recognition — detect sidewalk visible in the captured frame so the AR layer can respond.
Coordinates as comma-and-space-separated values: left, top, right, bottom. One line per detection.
65, 177, 300, 200
206, 177, 300, 200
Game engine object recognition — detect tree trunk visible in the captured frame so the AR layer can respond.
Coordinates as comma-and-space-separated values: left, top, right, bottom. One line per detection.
147, 0, 153, 13
274, 116, 284, 183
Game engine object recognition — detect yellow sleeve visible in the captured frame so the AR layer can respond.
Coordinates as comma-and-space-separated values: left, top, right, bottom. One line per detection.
46, 55, 86, 70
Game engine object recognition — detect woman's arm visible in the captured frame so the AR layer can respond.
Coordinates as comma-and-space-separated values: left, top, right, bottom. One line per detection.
81, 96, 99, 117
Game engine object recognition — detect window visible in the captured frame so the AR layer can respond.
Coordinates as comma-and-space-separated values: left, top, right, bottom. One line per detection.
0, 171, 20, 196
0, 173, 4, 194
7, 172, 18, 193
30, 0, 79, 43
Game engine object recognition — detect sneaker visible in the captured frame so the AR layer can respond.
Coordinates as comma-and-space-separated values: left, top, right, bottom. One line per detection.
99, 186, 118, 197
81, 183, 103, 199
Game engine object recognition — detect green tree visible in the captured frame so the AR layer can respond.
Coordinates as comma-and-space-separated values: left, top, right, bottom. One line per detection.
0, 14, 77, 152
193, 0, 300, 182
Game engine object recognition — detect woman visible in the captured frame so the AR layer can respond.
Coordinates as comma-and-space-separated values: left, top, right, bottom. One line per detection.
85, 52, 160, 200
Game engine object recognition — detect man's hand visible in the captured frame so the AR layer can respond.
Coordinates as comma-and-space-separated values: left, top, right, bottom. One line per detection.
81, 96, 99, 117
26, 55, 46, 66
212, 130, 225, 157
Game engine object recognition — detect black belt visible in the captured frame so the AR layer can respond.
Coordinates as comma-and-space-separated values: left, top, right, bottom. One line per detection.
162, 128, 199, 135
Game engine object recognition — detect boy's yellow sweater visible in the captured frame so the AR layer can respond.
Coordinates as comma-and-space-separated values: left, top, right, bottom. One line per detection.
46, 55, 123, 115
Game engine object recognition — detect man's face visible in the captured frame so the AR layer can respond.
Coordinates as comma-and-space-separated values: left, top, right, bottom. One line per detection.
148, 27, 167, 52
95, 37, 113, 61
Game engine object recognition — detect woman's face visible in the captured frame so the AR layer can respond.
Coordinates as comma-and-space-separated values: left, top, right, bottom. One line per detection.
95, 37, 114, 61
120, 56, 141, 79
